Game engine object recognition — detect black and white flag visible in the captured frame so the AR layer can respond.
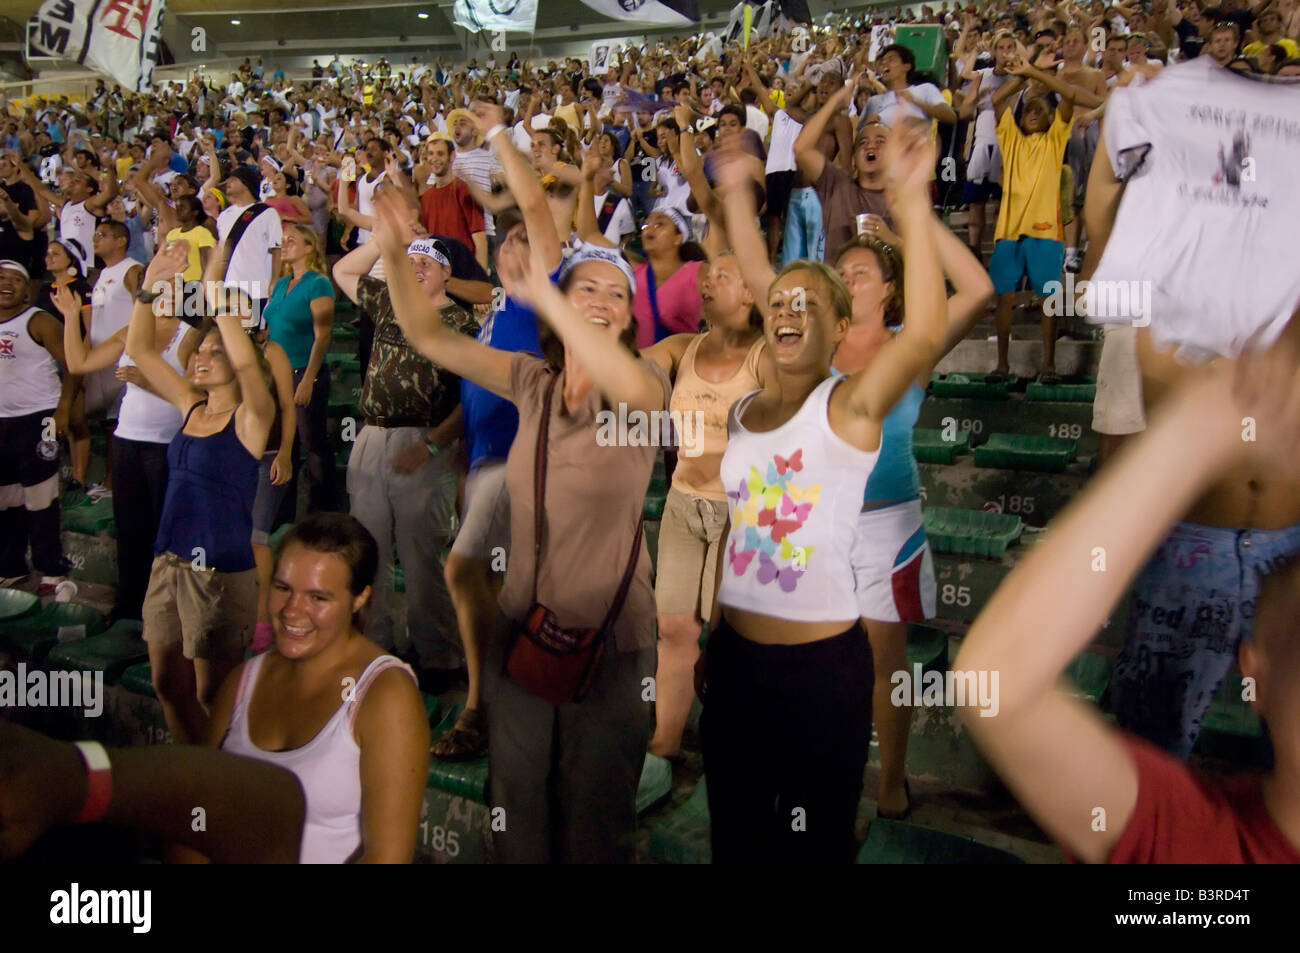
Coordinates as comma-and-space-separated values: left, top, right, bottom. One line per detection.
577, 0, 699, 28
452, 0, 538, 34
26, 0, 166, 93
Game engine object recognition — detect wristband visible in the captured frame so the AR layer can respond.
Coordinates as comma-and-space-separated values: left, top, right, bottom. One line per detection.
135, 285, 161, 304
484, 124, 506, 143
73, 740, 112, 824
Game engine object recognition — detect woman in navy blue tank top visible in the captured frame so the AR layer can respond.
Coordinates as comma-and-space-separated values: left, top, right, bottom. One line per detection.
125, 239, 277, 745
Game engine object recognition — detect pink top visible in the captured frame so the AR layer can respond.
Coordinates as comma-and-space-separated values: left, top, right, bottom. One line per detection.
266, 197, 301, 223
634, 259, 704, 348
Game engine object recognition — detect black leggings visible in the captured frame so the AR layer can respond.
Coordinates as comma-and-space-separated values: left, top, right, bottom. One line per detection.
701, 617, 874, 864
110, 436, 170, 619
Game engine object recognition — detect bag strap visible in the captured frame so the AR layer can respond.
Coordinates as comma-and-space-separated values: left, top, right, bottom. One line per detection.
644, 262, 663, 340
530, 372, 559, 602
225, 202, 271, 264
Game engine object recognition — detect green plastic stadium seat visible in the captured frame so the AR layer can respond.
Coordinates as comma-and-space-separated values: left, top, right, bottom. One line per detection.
906, 623, 949, 675
121, 661, 156, 698
426, 704, 489, 802
268, 522, 295, 555
857, 818, 1025, 864
1195, 673, 1269, 766
911, 428, 970, 464
324, 353, 361, 373
1064, 651, 1112, 705
648, 779, 712, 864
923, 507, 1023, 559
1026, 376, 1097, 402
332, 323, 360, 342
394, 563, 405, 594
973, 433, 1078, 473
637, 754, 673, 816
929, 373, 1017, 399
46, 619, 147, 684
62, 496, 116, 536
421, 691, 440, 725
0, 587, 40, 622
0, 601, 105, 662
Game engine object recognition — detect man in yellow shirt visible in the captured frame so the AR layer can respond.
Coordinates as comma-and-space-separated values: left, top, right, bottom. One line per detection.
987, 56, 1076, 384
1244, 7, 1300, 60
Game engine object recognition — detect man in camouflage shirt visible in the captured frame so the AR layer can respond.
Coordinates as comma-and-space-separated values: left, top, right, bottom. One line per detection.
336, 232, 478, 687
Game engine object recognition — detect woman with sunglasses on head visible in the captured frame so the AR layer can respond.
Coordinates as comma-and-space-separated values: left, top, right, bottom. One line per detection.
370, 100, 670, 863
124, 238, 276, 745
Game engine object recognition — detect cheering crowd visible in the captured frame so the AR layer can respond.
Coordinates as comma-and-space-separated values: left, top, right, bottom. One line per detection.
2, 0, 1299, 864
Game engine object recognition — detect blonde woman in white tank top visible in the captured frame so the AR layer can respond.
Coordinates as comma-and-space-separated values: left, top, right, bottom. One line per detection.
205, 514, 430, 864
701, 120, 951, 863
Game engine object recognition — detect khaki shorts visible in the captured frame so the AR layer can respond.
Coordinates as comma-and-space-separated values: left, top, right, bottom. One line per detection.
654, 486, 729, 621
1092, 325, 1147, 436
450, 460, 510, 560
142, 552, 257, 660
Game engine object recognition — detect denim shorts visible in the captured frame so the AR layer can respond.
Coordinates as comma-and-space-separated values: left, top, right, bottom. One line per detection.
250, 450, 291, 545
1111, 519, 1300, 758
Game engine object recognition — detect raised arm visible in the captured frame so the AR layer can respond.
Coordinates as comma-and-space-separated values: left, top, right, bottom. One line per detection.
955, 335, 1300, 864
474, 100, 562, 273
1008, 58, 1079, 121
576, 153, 618, 248
794, 81, 854, 184
125, 243, 201, 412
372, 190, 513, 400
55, 285, 122, 374
505, 240, 666, 416
718, 150, 777, 319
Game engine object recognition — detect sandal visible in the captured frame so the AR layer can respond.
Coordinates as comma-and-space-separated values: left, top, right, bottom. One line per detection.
431, 708, 487, 762
1039, 371, 1061, 387
984, 370, 1009, 384
876, 779, 913, 822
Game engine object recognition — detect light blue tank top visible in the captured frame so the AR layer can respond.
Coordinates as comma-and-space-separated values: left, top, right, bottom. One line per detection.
862, 381, 923, 505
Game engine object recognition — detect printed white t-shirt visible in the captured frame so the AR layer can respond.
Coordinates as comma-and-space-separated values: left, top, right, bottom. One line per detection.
1090, 58, 1300, 359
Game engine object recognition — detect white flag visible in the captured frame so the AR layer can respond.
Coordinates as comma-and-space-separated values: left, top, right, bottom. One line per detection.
453, 0, 538, 33
577, 0, 698, 27
26, 0, 166, 93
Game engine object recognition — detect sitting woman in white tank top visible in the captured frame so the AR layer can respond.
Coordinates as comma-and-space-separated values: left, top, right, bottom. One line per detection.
702, 119, 951, 864
204, 513, 431, 864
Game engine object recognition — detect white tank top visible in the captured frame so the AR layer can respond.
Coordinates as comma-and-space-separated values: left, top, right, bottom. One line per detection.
766, 110, 802, 175
0, 307, 63, 416
59, 201, 95, 270
114, 322, 188, 444
221, 652, 417, 864
355, 170, 386, 243
717, 376, 880, 622
90, 257, 138, 348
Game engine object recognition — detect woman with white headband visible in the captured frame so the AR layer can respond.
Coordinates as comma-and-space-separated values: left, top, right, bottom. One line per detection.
631, 203, 708, 348
370, 101, 670, 863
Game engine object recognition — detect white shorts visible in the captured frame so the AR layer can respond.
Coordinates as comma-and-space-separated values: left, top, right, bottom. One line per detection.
1092, 325, 1147, 436
851, 499, 937, 623
450, 461, 510, 560
966, 137, 1002, 186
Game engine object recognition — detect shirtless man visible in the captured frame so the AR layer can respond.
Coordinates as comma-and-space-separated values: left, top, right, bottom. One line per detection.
1082, 85, 1300, 760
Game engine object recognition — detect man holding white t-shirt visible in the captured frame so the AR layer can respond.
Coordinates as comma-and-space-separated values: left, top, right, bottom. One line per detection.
215, 166, 282, 322
859, 44, 957, 132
